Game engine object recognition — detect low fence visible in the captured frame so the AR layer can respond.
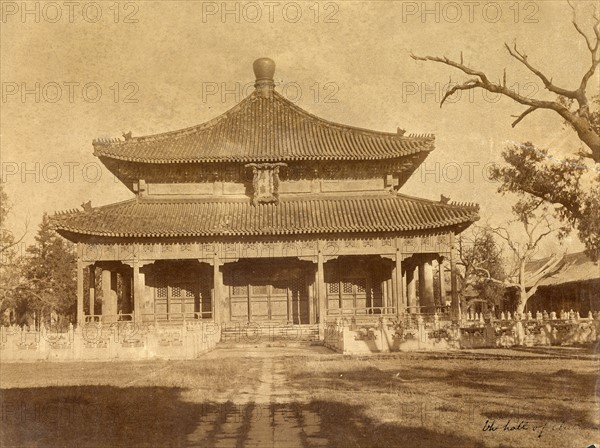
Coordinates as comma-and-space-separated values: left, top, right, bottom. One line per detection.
324, 311, 600, 354
0, 321, 221, 362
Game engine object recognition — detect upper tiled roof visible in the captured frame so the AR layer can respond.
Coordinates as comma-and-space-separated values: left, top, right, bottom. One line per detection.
93, 91, 435, 163
52, 194, 478, 238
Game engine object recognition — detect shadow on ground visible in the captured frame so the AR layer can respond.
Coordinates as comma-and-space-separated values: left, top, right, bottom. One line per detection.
291, 361, 599, 431
0, 386, 485, 447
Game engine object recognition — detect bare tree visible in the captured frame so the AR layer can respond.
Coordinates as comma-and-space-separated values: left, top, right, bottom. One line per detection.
489, 201, 565, 315
411, 1, 600, 162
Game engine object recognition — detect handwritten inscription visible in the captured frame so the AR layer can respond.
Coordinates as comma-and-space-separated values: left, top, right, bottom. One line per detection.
482, 419, 568, 438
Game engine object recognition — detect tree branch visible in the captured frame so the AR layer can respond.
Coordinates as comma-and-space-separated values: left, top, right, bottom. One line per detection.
504, 42, 578, 98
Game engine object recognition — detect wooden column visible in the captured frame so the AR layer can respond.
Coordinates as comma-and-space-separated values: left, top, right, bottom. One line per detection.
317, 251, 326, 325
88, 265, 95, 318
450, 234, 460, 319
308, 272, 315, 324
213, 254, 223, 324
419, 257, 435, 312
132, 261, 143, 322
101, 267, 118, 322
406, 262, 417, 314
390, 262, 397, 314
395, 253, 403, 316
438, 258, 446, 307
121, 270, 132, 315
77, 257, 84, 325
382, 278, 388, 311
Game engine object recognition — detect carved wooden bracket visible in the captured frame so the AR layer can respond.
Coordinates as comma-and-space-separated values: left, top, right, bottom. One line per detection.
245, 163, 287, 205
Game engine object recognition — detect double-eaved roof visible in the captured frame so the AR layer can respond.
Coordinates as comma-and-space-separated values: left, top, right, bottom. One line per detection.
93, 90, 435, 164
54, 58, 479, 241
53, 194, 479, 238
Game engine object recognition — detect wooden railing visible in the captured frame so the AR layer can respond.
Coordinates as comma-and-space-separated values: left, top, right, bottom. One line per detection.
326, 307, 397, 317
84, 312, 213, 323
84, 314, 133, 323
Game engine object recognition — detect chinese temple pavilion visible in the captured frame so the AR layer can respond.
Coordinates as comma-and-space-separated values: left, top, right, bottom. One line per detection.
53, 58, 479, 333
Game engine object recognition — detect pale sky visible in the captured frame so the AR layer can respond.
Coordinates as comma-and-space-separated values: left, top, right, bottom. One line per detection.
1, 0, 598, 253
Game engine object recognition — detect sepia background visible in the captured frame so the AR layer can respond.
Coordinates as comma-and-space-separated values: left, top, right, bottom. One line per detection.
2, 0, 598, 252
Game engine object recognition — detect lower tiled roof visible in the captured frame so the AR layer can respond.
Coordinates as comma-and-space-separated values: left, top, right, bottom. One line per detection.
52, 194, 479, 238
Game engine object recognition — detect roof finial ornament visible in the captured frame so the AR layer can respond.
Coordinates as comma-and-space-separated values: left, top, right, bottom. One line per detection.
253, 57, 275, 97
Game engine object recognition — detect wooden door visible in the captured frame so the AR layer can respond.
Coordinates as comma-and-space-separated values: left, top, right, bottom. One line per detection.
230, 280, 249, 321
249, 282, 270, 321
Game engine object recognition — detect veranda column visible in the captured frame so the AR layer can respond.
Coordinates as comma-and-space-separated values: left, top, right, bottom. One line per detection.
88, 264, 95, 318
101, 267, 118, 322
77, 257, 84, 325
212, 254, 223, 324
390, 263, 396, 313
406, 262, 417, 314
419, 257, 435, 313
121, 270, 132, 317
450, 233, 460, 319
438, 258, 447, 308
308, 271, 315, 324
395, 253, 403, 316
317, 250, 326, 330
132, 261, 143, 322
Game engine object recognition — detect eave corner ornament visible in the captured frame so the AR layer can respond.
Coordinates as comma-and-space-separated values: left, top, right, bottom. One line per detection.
245, 162, 287, 206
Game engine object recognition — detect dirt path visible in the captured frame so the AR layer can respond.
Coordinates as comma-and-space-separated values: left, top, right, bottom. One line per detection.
186, 346, 329, 447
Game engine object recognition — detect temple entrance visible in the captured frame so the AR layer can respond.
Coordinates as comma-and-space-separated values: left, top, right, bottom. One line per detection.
325, 256, 389, 317
147, 261, 213, 321
226, 260, 312, 323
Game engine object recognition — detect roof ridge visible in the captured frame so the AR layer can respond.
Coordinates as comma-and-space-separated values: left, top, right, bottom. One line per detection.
271, 91, 435, 141
394, 192, 479, 210
53, 198, 138, 216
93, 93, 258, 147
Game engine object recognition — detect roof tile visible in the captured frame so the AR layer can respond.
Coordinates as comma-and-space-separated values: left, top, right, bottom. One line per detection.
93, 91, 435, 163
52, 194, 479, 238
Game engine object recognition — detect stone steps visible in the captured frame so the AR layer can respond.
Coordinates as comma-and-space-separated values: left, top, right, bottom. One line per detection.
220, 323, 320, 344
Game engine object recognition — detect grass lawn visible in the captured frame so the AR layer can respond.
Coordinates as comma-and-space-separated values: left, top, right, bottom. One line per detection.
0, 346, 598, 447
283, 347, 600, 448
0, 357, 265, 447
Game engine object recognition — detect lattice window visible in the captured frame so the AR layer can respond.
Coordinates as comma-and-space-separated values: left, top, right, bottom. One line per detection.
157, 285, 167, 299
356, 279, 367, 294
232, 284, 248, 297
342, 281, 353, 294
171, 285, 182, 298
272, 284, 287, 295
252, 284, 268, 295
182, 284, 196, 298
328, 282, 339, 294
290, 276, 303, 293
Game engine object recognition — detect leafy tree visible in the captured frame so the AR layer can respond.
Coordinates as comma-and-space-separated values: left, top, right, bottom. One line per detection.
0, 183, 28, 322
490, 140, 600, 260
455, 225, 507, 313
21, 213, 77, 326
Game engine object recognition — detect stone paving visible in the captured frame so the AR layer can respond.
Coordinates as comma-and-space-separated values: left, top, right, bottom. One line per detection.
186, 345, 331, 447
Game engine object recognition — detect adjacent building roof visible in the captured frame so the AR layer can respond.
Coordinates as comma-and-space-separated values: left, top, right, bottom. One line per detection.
92, 90, 435, 164
53, 194, 479, 238
525, 252, 600, 288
